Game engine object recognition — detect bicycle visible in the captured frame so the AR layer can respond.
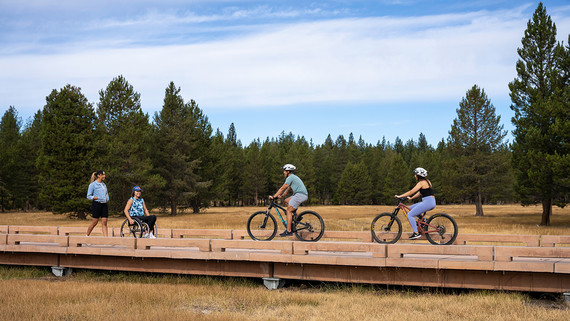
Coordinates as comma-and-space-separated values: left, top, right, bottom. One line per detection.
371, 197, 458, 245
247, 199, 325, 242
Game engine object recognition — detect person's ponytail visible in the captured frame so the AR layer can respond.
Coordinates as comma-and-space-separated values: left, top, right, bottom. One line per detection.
90, 170, 104, 183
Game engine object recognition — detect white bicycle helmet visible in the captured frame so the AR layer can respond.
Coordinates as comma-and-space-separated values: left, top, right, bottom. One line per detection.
413, 167, 428, 178
282, 164, 296, 172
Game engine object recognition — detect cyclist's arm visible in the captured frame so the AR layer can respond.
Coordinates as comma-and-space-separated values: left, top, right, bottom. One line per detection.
272, 183, 290, 199
409, 191, 421, 200
396, 182, 422, 199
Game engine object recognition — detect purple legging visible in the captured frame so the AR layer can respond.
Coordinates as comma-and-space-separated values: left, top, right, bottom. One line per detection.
407, 196, 436, 233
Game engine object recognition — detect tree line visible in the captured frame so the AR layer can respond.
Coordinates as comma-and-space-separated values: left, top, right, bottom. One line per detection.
0, 3, 568, 225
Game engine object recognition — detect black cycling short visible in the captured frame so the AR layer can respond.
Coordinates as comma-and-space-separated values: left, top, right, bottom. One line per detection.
91, 201, 108, 219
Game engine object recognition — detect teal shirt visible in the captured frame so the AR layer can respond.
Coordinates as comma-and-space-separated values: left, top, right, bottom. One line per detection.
285, 174, 308, 196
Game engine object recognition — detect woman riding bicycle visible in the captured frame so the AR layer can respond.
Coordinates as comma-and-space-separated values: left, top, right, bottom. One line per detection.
395, 167, 435, 240
269, 164, 308, 237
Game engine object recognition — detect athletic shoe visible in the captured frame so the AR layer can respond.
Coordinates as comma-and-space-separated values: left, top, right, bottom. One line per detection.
409, 232, 421, 240
279, 231, 293, 237
148, 233, 156, 239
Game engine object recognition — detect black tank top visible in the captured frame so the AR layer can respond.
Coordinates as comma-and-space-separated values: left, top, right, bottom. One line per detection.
420, 187, 434, 197
419, 179, 434, 197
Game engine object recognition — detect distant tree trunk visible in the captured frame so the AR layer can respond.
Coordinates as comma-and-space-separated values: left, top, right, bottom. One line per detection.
170, 199, 177, 216
192, 199, 199, 214
541, 198, 552, 226
475, 179, 484, 216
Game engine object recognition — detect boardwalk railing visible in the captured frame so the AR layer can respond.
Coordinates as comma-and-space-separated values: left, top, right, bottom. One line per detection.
1, 225, 569, 292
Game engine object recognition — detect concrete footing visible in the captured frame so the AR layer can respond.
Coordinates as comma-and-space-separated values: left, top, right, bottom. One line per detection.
564, 292, 570, 306
51, 266, 73, 277
263, 277, 286, 290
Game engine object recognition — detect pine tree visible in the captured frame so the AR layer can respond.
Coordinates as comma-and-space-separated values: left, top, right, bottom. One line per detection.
0, 107, 21, 211
18, 110, 43, 210
37, 85, 96, 218
336, 161, 372, 205
151, 82, 208, 215
508, 3, 569, 225
448, 85, 510, 216
96, 75, 152, 213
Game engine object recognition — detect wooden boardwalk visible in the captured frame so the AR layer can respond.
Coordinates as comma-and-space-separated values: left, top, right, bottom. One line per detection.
0, 225, 569, 292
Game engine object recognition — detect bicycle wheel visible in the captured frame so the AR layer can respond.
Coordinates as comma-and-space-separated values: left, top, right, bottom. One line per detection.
424, 213, 458, 245
120, 219, 144, 238
247, 211, 277, 241
294, 211, 325, 242
371, 213, 402, 244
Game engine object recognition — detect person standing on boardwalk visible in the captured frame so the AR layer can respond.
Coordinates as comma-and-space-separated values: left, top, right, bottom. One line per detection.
123, 186, 157, 238
86, 170, 109, 236
269, 164, 308, 237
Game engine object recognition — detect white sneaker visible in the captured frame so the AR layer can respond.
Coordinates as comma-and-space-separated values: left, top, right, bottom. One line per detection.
143, 233, 149, 238
149, 233, 156, 239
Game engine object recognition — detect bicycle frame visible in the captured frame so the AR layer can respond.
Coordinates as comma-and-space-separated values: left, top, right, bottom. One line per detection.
266, 201, 293, 230
393, 201, 439, 234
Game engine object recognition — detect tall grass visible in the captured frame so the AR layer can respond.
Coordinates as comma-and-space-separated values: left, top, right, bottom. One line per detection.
0, 266, 567, 321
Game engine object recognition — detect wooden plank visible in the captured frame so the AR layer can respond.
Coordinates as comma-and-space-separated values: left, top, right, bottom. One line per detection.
210, 239, 293, 254
68, 236, 136, 250
172, 229, 232, 239
136, 238, 211, 252
495, 246, 570, 261
232, 230, 250, 240
7, 234, 68, 247
293, 241, 386, 258
540, 235, 570, 247
321, 231, 372, 242
454, 234, 540, 247
387, 244, 494, 261
8, 226, 58, 235
0, 225, 8, 234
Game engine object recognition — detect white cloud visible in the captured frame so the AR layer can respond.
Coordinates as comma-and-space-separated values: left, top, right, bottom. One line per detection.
1, 6, 569, 119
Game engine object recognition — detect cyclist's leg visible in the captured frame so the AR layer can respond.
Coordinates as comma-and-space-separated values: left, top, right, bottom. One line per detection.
407, 197, 436, 233
286, 193, 308, 232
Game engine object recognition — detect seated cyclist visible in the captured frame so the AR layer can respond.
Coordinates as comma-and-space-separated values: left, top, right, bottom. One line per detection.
269, 164, 308, 237
123, 186, 157, 238
395, 167, 436, 240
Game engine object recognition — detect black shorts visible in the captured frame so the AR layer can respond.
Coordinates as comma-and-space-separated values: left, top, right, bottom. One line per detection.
91, 201, 108, 219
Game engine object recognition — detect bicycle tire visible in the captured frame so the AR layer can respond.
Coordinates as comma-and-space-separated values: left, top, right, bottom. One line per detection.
247, 211, 277, 241
120, 219, 144, 238
424, 213, 458, 245
371, 213, 402, 244
294, 211, 325, 242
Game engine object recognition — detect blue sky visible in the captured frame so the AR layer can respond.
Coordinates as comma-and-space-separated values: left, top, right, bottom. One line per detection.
1, 1, 569, 147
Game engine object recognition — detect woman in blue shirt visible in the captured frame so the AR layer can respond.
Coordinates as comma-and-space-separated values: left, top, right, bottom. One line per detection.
86, 170, 109, 236
123, 186, 157, 238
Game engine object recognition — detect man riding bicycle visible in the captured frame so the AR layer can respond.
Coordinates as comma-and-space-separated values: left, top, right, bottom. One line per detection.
269, 164, 308, 237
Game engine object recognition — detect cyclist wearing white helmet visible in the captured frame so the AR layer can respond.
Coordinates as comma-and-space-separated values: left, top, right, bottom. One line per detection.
395, 167, 436, 240
270, 164, 308, 237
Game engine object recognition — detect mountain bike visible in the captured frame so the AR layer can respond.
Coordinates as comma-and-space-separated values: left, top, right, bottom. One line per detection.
371, 197, 458, 245
247, 199, 325, 242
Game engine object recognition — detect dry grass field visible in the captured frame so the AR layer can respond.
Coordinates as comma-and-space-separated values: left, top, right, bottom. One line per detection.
0, 204, 569, 320
1, 203, 569, 235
